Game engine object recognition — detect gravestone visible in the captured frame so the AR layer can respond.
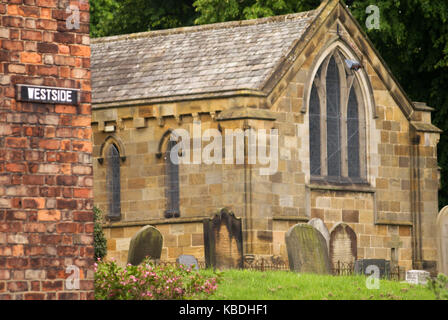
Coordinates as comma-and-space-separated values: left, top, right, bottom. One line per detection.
308, 218, 330, 252
285, 223, 331, 274
127, 225, 163, 265
437, 206, 448, 275
386, 235, 403, 270
406, 270, 430, 285
177, 254, 199, 270
354, 259, 391, 279
329, 223, 357, 266
203, 208, 243, 269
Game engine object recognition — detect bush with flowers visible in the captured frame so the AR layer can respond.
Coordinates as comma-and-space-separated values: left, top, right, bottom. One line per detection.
94, 257, 220, 300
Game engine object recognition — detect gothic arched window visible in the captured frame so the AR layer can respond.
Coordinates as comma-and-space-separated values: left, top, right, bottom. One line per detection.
308, 49, 367, 184
164, 138, 180, 218
106, 144, 121, 220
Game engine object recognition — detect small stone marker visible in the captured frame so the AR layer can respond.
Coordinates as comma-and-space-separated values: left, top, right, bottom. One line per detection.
406, 270, 430, 285
285, 223, 331, 274
176, 254, 199, 270
308, 218, 330, 252
354, 259, 390, 279
127, 225, 163, 265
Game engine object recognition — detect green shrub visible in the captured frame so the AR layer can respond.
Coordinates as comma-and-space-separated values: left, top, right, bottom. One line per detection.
94, 257, 220, 300
94, 207, 107, 260
427, 273, 448, 300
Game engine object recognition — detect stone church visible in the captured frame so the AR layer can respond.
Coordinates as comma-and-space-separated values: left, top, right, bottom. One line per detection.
90, 0, 442, 273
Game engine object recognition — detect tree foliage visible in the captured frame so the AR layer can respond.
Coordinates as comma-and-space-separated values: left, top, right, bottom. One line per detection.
94, 207, 107, 260
90, 0, 196, 38
90, 0, 448, 207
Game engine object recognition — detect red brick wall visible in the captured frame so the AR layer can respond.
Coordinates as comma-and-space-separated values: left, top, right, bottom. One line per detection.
0, 0, 93, 300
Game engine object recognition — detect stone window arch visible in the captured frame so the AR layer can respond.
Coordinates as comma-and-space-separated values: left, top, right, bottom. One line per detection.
157, 130, 180, 218
308, 48, 367, 184
106, 143, 121, 220
98, 136, 125, 220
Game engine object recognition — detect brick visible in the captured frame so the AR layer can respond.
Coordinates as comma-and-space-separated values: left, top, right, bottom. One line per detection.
39, 139, 60, 150
21, 30, 42, 41
0, 270, 10, 280
37, 210, 61, 221
2, 40, 24, 51
56, 199, 77, 210
24, 293, 46, 300
73, 188, 91, 198
2, 16, 23, 28
8, 64, 26, 74
37, 42, 58, 54
23, 198, 46, 209
42, 280, 63, 292
70, 45, 90, 57
7, 281, 28, 292
54, 32, 75, 44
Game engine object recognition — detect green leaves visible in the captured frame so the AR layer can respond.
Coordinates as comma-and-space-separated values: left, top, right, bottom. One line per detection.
94, 258, 220, 300
90, 0, 197, 37
94, 207, 107, 261
427, 273, 448, 300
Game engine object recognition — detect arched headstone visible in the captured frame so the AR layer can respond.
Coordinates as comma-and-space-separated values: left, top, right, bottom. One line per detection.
285, 223, 331, 274
203, 208, 243, 269
329, 223, 357, 267
308, 218, 330, 252
437, 206, 448, 275
127, 225, 163, 265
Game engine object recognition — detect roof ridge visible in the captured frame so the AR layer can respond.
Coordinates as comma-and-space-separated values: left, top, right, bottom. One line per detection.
91, 10, 317, 45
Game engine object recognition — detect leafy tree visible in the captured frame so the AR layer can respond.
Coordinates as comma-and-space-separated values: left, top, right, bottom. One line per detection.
90, 0, 120, 38
90, 0, 197, 38
94, 207, 107, 260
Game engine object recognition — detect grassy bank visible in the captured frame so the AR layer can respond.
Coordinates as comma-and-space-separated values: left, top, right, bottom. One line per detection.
199, 269, 435, 300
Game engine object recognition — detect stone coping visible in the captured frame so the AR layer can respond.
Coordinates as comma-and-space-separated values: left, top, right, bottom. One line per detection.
273, 216, 309, 222
306, 183, 376, 193
374, 220, 413, 227
102, 216, 209, 229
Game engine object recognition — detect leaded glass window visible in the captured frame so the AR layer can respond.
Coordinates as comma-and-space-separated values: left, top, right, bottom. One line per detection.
326, 57, 341, 177
347, 86, 360, 178
308, 49, 366, 184
309, 83, 321, 176
165, 139, 180, 218
106, 144, 121, 220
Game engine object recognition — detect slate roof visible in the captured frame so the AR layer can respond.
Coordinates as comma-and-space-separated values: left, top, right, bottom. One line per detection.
91, 9, 318, 105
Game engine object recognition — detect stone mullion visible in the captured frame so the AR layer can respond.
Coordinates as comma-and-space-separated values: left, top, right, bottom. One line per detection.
336, 55, 349, 178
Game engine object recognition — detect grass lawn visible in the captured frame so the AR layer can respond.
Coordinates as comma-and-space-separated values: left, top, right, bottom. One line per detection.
199, 269, 435, 300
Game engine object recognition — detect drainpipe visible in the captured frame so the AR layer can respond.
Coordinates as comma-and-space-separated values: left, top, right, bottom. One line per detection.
411, 133, 423, 269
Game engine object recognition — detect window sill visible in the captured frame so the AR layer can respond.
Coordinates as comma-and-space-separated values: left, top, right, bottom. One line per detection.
307, 178, 374, 193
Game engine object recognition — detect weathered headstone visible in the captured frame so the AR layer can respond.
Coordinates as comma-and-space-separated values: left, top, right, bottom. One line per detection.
437, 206, 448, 275
406, 270, 430, 285
127, 225, 163, 265
354, 259, 391, 279
308, 218, 330, 252
203, 208, 243, 269
386, 235, 403, 269
285, 223, 331, 274
329, 223, 357, 266
176, 254, 199, 270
